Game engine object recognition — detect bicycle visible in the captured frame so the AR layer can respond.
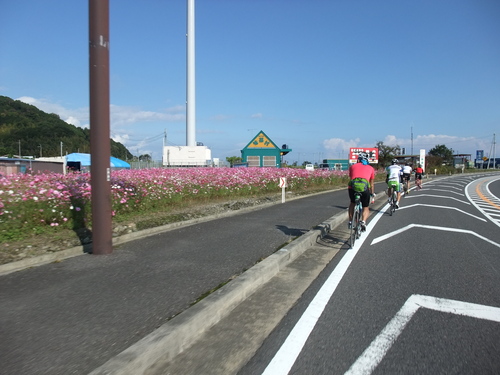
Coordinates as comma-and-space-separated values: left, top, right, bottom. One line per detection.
402, 179, 409, 197
350, 192, 363, 248
415, 176, 422, 191
387, 187, 398, 216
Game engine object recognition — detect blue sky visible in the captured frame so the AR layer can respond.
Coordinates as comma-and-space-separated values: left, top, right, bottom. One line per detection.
1, 0, 499, 164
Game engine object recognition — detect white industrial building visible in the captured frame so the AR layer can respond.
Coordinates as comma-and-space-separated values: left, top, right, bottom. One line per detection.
162, 145, 212, 167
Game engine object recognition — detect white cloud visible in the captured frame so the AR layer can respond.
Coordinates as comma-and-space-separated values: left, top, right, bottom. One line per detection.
381, 134, 488, 156
17, 96, 89, 128
110, 104, 184, 126
251, 113, 263, 119
16, 96, 185, 130
321, 133, 490, 159
322, 137, 362, 159
111, 133, 130, 145
65, 116, 81, 127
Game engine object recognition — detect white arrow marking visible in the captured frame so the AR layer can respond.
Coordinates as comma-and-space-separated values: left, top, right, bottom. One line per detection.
371, 224, 500, 248
405, 194, 470, 204
346, 294, 500, 375
397, 204, 486, 222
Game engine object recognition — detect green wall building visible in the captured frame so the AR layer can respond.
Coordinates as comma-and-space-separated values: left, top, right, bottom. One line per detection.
241, 130, 291, 167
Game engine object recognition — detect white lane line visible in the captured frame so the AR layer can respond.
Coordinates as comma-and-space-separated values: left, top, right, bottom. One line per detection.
260, 208, 388, 375
371, 224, 500, 249
427, 189, 464, 196
405, 194, 470, 204
346, 294, 500, 375
465, 176, 500, 228
486, 179, 500, 204
397, 204, 486, 222
431, 184, 464, 190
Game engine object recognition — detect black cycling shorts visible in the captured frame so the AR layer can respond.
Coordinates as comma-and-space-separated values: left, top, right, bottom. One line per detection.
415, 173, 422, 180
348, 189, 370, 207
402, 173, 410, 181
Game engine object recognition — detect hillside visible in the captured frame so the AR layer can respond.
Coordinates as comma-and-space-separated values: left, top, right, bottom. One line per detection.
0, 96, 133, 160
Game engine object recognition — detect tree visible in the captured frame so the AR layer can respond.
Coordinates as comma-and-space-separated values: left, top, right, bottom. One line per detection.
375, 141, 401, 168
139, 154, 152, 161
428, 144, 453, 165
226, 156, 242, 166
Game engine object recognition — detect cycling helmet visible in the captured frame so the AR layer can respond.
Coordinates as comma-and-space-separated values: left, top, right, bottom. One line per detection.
391, 159, 399, 165
357, 152, 369, 162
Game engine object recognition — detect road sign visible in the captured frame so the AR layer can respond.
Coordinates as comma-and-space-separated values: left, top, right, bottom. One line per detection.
279, 177, 287, 188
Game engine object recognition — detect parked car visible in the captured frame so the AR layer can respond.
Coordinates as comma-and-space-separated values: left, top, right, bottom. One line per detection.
305, 164, 315, 171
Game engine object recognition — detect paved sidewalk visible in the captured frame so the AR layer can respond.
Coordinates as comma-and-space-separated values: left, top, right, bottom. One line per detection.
0, 188, 385, 375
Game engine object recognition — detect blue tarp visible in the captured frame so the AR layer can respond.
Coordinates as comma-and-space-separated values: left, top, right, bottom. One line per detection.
66, 153, 130, 168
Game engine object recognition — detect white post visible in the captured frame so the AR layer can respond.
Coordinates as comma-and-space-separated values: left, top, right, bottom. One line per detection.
186, 0, 196, 147
279, 177, 287, 203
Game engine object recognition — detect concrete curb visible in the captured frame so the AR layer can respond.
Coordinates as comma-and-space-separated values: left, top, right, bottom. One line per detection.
89, 210, 349, 375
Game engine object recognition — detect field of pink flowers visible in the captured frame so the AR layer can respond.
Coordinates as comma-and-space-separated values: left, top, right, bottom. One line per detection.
0, 167, 350, 242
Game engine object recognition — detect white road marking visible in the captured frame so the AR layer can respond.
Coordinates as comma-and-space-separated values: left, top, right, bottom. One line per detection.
466, 175, 500, 228
397, 204, 486, 222
426, 189, 464, 196
346, 294, 500, 375
260, 208, 388, 375
371, 224, 500, 248
405, 194, 470, 204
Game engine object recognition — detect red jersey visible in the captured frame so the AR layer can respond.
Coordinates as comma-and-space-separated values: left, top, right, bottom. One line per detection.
349, 162, 375, 182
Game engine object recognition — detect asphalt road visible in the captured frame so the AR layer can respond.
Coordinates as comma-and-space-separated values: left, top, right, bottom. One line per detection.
0, 186, 357, 375
239, 172, 500, 375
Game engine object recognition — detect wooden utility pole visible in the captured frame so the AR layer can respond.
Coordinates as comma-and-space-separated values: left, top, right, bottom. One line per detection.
89, 0, 112, 254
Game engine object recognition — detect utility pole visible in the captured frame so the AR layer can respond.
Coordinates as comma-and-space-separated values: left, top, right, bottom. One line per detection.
89, 0, 112, 255
18, 140, 21, 158
411, 126, 414, 164
493, 133, 497, 169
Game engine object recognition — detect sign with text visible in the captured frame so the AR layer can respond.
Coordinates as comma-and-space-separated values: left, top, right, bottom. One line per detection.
349, 148, 379, 164
419, 149, 426, 171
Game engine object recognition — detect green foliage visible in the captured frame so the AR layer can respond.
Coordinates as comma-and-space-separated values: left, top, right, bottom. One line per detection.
428, 144, 454, 166
226, 156, 242, 166
0, 95, 133, 159
375, 140, 401, 168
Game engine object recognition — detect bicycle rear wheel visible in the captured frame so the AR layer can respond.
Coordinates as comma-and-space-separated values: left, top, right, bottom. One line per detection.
350, 202, 361, 247
389, 191, 397, 215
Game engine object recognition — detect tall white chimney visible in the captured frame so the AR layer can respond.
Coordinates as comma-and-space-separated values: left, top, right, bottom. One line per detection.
186, 0, 196, 146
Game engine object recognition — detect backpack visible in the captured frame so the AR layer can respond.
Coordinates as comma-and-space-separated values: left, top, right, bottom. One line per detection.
349, 178, 370, 193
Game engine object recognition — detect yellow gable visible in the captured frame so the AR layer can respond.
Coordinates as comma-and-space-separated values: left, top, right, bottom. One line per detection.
248, 132, 275, 148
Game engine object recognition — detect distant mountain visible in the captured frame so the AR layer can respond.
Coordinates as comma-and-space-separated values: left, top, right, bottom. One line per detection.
0, 95, 133, 160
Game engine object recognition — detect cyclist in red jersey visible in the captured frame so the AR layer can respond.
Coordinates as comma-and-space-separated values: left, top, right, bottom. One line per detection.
348, 152, 375, 231
414, 164, 424, 189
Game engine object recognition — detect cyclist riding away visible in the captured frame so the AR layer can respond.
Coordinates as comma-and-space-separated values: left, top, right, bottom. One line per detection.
348, 152, 375, 231
402, 163, 412, 192
414, 164, 424, 189
386, 159, 402, 208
